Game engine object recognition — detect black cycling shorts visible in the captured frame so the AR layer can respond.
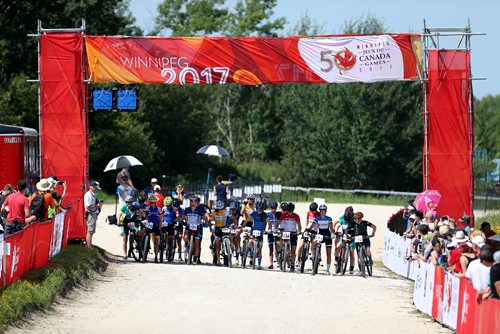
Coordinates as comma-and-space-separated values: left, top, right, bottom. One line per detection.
319, 229, 333, 247
214, 226, 224, 241
161, 224, 175, 235
281, 231, 298, 246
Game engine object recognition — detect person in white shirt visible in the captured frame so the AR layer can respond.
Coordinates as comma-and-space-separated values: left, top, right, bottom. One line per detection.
465, 239, 494, 291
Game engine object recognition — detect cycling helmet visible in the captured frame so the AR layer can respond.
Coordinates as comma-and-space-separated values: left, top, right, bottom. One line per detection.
247, 194, 256, 201
280, 202, 288, 211
125, 195, 134, 203
189, 195, 197, 202
148, 195, 157, 203
309, 202, 318, 211
138, 195, 146, 204
269, 201, 278, 210
256, 201, 267, 212
132, 201, 140, 211
287, 202, 295, 212
344, 206, 354, 220
353, 211, 364, 219
164, 196, 173, 206
319, 204, 327, 211
172, 198, 182, 208
215, 200, 225, 209
195, 196, 201, 203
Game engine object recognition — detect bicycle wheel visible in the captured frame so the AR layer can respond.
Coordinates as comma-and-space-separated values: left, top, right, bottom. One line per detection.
159, 234, 165, 263
188, 235, 194, 265
278, 249, 284, 271
252, 241, 258, 269
358, 245, 366, 277
300, 242, 309, 273
224, 239, 233, 268
312, 245, 321, 275
184, 240, 189, 264
241, 239, 248, 268
142, 234, 150, 263
341, 244, 349, 275
129, 234, 141, 262
364, 248, 372, 276
283, 243, 289, 272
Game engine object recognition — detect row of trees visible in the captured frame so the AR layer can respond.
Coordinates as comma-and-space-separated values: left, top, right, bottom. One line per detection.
0, 0, 498, 194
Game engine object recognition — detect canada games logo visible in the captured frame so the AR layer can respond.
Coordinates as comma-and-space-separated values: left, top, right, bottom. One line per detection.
333, 47, 357, 71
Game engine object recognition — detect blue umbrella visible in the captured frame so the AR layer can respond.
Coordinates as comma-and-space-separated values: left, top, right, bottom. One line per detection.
196, 145, 230, 157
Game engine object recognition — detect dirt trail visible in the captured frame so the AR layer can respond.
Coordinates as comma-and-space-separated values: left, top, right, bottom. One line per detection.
8, 203, 450, 334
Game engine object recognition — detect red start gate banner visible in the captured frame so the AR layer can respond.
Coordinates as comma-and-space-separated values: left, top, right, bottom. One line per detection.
86, 34, 421, 85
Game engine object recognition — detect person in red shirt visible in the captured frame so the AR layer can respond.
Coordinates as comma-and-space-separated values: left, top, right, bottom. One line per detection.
481, 222, 497, 250
151, 185, 164, 209
278, 202, 302, 272
447, 230, 472, 273
296, 202, 320, 262
1, 180, 36, 236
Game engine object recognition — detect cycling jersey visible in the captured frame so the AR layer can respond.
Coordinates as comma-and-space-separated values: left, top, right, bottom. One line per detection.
279, 212, 300, 232
162, 206, 177, 226
306, 211, 321, 232
146, 205, 161, 226
314, 215, 333, 231
211, 210, 228, 228
354, 220, 373, 236
268, 211, 281, 231
183, 206, 205, 229
249, 211, 269, 232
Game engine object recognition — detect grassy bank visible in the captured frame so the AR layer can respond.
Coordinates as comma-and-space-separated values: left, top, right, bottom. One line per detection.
475, 212, 500, 233
0, 245, 107, 331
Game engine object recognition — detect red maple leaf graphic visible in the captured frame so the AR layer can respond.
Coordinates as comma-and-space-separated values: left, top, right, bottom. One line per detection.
334, 47, 356, 70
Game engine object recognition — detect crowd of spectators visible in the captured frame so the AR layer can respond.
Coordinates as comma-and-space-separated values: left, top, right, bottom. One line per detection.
401, 204, 500, 301
0, 176, 68, 237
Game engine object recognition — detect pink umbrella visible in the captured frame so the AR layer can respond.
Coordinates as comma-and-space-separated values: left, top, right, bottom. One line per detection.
414, 190, 442, 212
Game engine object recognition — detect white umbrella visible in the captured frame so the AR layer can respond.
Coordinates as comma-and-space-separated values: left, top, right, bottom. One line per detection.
196, 145, 230, 157
103, 155, 143, 172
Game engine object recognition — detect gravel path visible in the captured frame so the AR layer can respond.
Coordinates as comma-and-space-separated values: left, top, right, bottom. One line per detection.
8, 203, 450, 334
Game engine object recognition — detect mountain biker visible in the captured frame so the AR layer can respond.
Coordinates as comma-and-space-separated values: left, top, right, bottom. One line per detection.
162, 196, 179, 262
146, 195, 162, 263
210, 200, 228, 266
118, 195, 137, 259
267, 201, 281, 269
172, 198, 184, 260
297, 202, 320, 265
183, 196, 209, 264
311, 204, 334, 274
334, 206, 356, 274
226, 200, 241, 260
278, 202, 301, 272
236, 195, 256, 259
353, 212, 377, 265
246, 201, 270, 269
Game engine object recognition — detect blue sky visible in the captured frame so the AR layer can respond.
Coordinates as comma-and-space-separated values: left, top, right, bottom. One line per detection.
130, 0, 499, 98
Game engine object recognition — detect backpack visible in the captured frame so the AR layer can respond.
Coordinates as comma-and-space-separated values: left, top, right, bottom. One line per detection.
30, 192, 46, 220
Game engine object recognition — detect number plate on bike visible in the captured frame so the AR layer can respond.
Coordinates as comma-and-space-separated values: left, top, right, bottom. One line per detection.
222, 228, 230, 233
161, 221, 169, 227
282, 232, 291, 240
355, 235, 363, 243
315, 234, 324, 242
252, 230, 261, 237
145, 222, 153, 229
230, 229, 236, 234
189, 224, 198, 230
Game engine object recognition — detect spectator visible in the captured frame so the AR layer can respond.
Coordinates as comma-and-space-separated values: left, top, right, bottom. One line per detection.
477, 250, 500, 303
143, 178, 158, 198
1, 180, 35, 236
460, 215, 472, 235
429, 238, 445, 266
151, 185, 164, 209
28, 178, 56, 222
404, 214, 418, 239
213, 175, 228, 204
116, 166, 134, 188
465, 242, 493, 291
47, 176, 68, 216
447, 230, 471, 274
117, 175, 133, 207
0, 184, 14, 215
84, 181, 103, 248
481, 222, 497, 249
172, 183, 186, 202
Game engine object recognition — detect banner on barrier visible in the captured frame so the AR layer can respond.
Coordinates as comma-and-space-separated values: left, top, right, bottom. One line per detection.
50, 212, 66, 257
86, 34, 421, 85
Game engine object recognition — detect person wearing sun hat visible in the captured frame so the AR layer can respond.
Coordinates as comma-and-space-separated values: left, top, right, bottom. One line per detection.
27, 178, 56, 222
447, 230, 471, 273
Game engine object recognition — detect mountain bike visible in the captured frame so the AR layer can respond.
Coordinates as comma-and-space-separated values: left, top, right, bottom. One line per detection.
159, 225, 168, 263
240, 227, 252, 268
281, 231, 293, 272
337, 232, 351, 275
142, 220, 154, 263
184, 223, 198, 265
251, 230, 262, 270
221, 227, 234, 268
311, 234, 332, 275
127, 220, 144, 262
354, 234, 374, 277
299, 230, 315, 273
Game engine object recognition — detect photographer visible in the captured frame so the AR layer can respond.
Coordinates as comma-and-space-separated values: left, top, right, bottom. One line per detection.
84, 181, 103, 248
